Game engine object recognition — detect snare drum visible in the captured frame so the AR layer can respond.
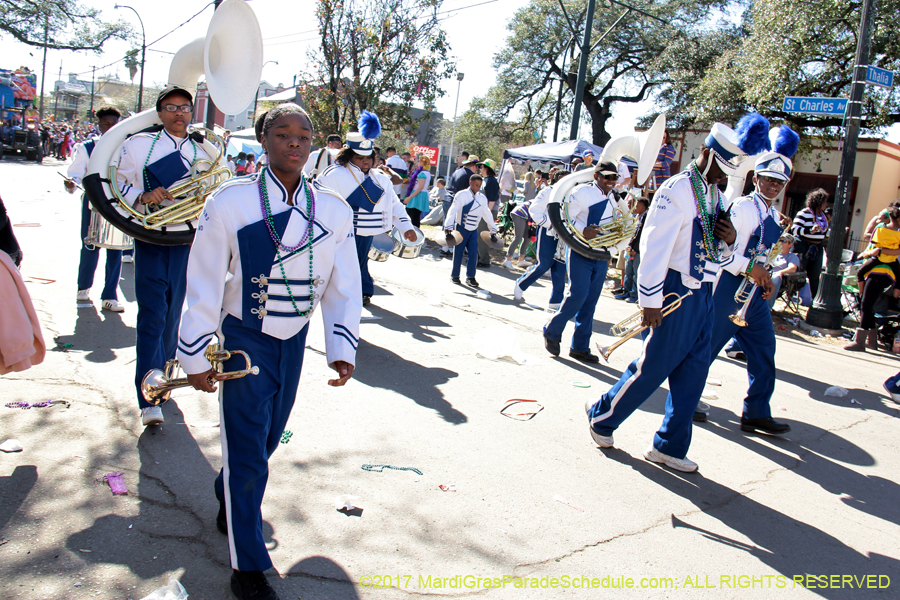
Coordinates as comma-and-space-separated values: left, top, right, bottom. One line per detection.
367, 233, 394, 262
391, 227, 425, 259
84, 209, 134, 250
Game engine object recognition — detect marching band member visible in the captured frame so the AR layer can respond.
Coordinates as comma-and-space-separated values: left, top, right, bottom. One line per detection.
114, 86, 214, 427
513, 170, 570, 308
542, 160, 619, 363
316, 112, 416, 306
445, 173, 497, 289
697, 126, 799, 435
177, 104, 361, 600
585, 114, 770, 472
65, 106, 124, 312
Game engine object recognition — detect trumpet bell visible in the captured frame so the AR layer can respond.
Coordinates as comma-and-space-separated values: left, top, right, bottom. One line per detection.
141, 368, 174, 406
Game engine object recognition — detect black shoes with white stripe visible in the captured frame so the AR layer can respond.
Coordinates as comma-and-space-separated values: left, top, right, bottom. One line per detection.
231, 570, 279, 600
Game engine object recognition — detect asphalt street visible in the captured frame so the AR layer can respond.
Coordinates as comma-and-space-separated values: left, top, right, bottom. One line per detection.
1, 156, 899, 600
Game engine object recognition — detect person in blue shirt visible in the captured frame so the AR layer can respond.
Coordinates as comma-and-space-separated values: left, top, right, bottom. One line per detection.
477, 158, 500, 267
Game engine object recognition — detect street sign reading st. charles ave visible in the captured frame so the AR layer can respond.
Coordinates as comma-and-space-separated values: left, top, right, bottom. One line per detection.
782, 96, 849, 116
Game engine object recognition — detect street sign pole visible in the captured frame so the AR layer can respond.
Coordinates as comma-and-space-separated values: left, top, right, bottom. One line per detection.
806, 0, 876, 330
568, 0, 595, 141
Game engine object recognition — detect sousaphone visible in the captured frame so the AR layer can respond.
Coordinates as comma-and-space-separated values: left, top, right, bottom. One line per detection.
548, 113, 666, 261
82, 0, 264, 245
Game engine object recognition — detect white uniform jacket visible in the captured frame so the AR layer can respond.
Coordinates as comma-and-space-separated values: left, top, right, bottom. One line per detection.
719, 192, 783, 277
67, 137, 98, 184
115, 129, 213, 207
176, 168, 362, 374
316, 162, 413, 237
527, 187, 556, 236
565, 181, 616, 238
637, 171, 734, 309
445, 188, 497, 233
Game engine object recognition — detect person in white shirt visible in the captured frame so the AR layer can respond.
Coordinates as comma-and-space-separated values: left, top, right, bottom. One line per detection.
585, 114, 771, 473
385, 146, 409, 194
302, 133, 341, 177
542, 160, 618, 362
178, 104, 360, 600
114, 85, 215, 428
444, 173, 497, 288
64, 106, 125, 312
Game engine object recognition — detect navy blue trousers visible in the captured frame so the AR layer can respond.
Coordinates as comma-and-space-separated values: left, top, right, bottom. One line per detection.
78, 196, 122, 299
544, 250, 608, 352
451, 226, 478, 278
587, 270, 714, 459
355, 235, 374, 296
710, 271, 777, 419
134, 239, 189, 409
215, 315, 307, 572
517, 227, 565, 305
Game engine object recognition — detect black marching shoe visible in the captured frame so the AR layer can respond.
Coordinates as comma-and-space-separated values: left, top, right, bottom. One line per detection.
451, 276, 462, 284
231, 570, 279, 600
692, 410, 708, 423
611, 287, 626, 295
362, 294, 372, 306
465, 277, 480, 288
569, 349, 600, 363
544, 335, 560, 357
740, 417, 791, 435
215, 484, 227, 535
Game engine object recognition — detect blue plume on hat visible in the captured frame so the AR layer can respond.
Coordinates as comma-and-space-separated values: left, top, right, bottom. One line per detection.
358, 110, 381, 140
773, 125, 800, 159
734, 113, 771, 155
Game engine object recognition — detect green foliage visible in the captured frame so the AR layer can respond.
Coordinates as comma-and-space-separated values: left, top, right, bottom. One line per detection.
438, 98, 534, 166
484, 0, 727, 145
124, 49, 139, 82
300, 0, 455, 146
655, 0, 900, 133
0, 0, 132, 51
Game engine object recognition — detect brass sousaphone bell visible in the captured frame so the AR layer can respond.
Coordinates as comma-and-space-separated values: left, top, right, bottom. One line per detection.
141, 344, 260, 406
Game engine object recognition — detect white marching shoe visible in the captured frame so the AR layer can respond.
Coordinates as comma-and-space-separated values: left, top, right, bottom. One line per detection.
643, 445, 698, 473
141, 406, 164, 426
102, 299, 125, 313
513, 283, 524, 301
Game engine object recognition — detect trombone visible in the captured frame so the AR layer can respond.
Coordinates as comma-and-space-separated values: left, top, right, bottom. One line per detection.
141, 344, 259, 405
596, 291, 693, 361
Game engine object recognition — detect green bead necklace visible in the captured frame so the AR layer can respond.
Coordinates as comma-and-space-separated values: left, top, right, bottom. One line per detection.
688, 160, 724, 263
258, 166, 316, 318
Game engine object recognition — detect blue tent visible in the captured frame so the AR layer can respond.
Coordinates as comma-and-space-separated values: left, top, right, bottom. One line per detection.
503, 139, 637, 169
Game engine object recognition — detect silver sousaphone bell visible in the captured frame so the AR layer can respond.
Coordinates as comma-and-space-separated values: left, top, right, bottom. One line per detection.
141, 344, 259, 405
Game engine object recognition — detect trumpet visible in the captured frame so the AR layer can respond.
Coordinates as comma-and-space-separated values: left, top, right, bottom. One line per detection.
729, 209, 791, 327
596, 291, 693, 361
141, 344, 259, 405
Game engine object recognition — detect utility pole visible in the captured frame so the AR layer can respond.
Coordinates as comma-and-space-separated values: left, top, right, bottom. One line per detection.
53, 62, 62, 121
805, 0, 876, 330
90, 67, 96, 116
553, 76, 565, 142
39, 15, 49, 122
445, 72, 464, 179
568, 0, 596, 141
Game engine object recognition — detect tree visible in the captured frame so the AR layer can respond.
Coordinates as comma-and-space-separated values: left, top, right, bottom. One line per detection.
654, 0, 900, 133
300, 0, 455, 144
437, 98, 534, 166
0, 0, 131, 51
484, 0, 728, 146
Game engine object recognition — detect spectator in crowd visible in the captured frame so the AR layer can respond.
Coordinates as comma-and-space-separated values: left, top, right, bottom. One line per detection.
402, 155, 432, 228
649, 131, 676, 194
457, 151, 469, 168
385, 147, 409, 194
523, 171, 537, 202
791, 188, 830, 301
574, 150, 594, 171
429, 176, 447, 208
245, 153, 256, 175
504, 185, 532, 269
477, 158, 500, 268
766, 234, 807, 310
615, 196, 650, 302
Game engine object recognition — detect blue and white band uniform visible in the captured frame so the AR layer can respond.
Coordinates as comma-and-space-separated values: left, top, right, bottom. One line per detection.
709, 191, 782, 419
115, 129, 215, 409
176, 167, 361, 572
70, 137, 124, 302
444, 188, 497, 279
586, 169, 733, 460
543, 181, 615, 351
315, 161, 413, 237
517, 186, 566, 303
316, 161, 413, 296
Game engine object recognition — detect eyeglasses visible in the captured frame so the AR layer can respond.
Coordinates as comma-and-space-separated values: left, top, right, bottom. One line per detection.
759, 175, 787, 186
162, 104, 193, 113
601, 174, 618, 181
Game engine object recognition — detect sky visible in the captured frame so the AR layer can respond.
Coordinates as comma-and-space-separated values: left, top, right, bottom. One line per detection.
4, 0, 897, 143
